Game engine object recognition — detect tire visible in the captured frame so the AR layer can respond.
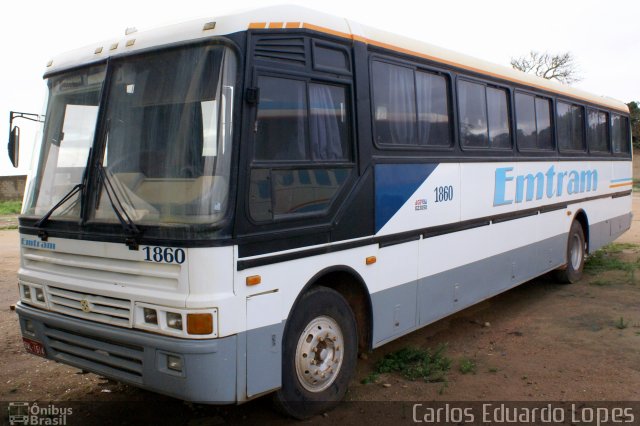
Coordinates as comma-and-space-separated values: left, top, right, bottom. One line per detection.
555, 220, 586, 284
274, 286, 357, 419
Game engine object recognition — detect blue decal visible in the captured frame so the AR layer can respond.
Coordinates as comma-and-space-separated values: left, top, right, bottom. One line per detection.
375, 163, 438, 232
610, 178, 632, 183
21, 237, 56, 250
494, 165, 598, 206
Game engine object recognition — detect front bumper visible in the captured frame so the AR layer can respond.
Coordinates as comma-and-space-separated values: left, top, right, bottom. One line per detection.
16, 303, 237, 403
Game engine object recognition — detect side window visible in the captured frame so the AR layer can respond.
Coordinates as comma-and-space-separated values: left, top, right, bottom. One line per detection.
458, 80, 488, 147
371, 60, 452, 147
557, 101, 585, 152
587, 109, 609, 153
255, 77, 308, 161
250, 76, 353, 222
611, 113, 630, 154
372, 61, 417, 145
458, 80, 511, 149
515, 93, 553, 151
416, 70, 452, 147
312, 43, 350, 74
535, 98, 553, 149
309, 83, 351, 160
487, 87, 511, 149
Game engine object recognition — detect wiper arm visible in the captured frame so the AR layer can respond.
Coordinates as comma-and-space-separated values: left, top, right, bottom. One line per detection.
34, 183, 83, 239
95, 162, 142, 250
34, 148, 93, 240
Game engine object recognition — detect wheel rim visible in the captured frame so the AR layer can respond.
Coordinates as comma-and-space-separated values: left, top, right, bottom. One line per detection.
570, 233, 583, 270
295, 315, 344, 393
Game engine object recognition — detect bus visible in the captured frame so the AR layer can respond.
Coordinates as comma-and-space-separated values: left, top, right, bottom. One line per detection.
10, 5, 632, 419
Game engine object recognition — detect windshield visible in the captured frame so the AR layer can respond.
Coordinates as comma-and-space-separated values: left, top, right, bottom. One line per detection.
24, 66, 106, 217
93, 45, 236, 225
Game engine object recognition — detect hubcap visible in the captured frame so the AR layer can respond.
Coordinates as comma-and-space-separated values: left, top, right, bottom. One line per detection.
570, 233, 583, 270
295, 315, 344, 392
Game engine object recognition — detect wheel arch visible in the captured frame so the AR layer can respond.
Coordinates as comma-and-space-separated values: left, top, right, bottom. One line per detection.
285, 266, 373, 352
573, 209, 590, 253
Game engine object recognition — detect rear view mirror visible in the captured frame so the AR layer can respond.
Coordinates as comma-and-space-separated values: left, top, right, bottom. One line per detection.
7, 111, 43, 168
8, 126, 19, 168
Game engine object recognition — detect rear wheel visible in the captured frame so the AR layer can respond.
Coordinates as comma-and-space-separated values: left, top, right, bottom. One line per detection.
555, 220, 586, 283
274, 286, 357, 419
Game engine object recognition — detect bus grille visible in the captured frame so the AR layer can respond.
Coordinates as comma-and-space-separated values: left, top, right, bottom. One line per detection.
47, 286, 132, 327
43, 325, 144, 384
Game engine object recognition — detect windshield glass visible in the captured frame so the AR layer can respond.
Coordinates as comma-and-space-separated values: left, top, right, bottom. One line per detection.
24, 66, 106, 217
93, 45, 236, 225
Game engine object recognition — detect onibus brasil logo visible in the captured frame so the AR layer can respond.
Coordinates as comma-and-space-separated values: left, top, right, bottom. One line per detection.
8, 402, 72, 425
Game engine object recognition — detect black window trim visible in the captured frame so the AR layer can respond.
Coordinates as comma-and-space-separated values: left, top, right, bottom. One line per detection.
250, 68, 356, 164
555, 98, 587, 154
611, 112, 632, 157
246, 68, 358, 225
369, 55, 455, 152
586, 107, 611, 155
514, 89, 556, 154
311, 39, 352, 76
456, 75, 514, 153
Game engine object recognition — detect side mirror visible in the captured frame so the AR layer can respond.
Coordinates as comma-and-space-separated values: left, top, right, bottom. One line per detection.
8, 126, 19, 168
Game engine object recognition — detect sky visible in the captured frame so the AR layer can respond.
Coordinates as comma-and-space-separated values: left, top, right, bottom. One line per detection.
1, 0, 638, 176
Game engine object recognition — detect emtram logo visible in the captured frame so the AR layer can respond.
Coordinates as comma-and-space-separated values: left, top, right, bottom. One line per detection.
494, 165, 598, 206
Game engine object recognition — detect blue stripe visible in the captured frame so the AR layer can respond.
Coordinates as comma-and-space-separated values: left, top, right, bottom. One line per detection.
375, 163, 438, 233
611, 178, 633, 183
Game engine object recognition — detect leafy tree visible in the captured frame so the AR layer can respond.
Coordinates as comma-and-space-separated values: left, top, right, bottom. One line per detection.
628, 101, 640, 148
510, 51, 581, 84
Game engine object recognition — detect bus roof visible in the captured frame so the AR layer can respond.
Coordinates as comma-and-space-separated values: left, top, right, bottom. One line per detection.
46, 5, 628, 113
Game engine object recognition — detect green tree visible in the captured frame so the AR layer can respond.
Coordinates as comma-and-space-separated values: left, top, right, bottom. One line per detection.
627, 101, 640, 148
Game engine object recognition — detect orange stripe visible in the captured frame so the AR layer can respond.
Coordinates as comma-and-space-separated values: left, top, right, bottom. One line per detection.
302, 23, 354, 40
609, 182, 633, 188
285, 22, 301, 28
269, 22, 284, 29
248, 22, 627, 113
248, 22, 267, 29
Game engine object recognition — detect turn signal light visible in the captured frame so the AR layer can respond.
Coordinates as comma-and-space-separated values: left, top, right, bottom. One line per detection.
365, 256, 377, 265
246, 275, 261, 286
187, 313, 213, 335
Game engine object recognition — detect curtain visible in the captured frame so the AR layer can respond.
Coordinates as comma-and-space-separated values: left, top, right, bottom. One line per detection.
388, 64, 416, 145
416, 72, 434, 145
309, 84, 345, 160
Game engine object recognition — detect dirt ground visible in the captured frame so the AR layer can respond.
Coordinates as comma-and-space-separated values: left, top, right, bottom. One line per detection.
1, 197, 640, 425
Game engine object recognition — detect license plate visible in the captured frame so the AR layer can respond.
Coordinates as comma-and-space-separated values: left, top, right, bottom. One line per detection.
23, 337, 46, 357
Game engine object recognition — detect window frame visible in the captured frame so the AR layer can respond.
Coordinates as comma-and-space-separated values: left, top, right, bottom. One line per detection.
247, 67, 357, 224
456, 76, 513, 153
611, 112, 631, 157
369, 55, 455, 152
586, 107, 611, 155
514, 89, 555, 154
311, 40, 352, 76
555, 99, 586, 154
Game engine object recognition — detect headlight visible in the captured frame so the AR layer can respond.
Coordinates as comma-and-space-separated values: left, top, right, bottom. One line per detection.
22, 285, 31, 300
19, 282, 47, 308
166, 312, 183, 330
143, 308, 158, 324
133, 304, 218, 338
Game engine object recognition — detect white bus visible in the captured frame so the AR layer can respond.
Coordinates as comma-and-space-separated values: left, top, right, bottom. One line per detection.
10, 5, 632, 419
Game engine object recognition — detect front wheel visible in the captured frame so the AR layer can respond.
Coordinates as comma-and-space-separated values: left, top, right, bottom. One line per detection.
274, 286, 357, 419
555, 220, 586, 284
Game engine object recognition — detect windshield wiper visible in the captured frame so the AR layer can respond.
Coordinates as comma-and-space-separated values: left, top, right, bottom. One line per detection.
34, 148, 92, 240
95, 162, 142, 250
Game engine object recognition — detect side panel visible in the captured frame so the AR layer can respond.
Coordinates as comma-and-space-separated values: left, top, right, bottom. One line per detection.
246, 291, 283, 397
370, 240, 419, 343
